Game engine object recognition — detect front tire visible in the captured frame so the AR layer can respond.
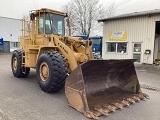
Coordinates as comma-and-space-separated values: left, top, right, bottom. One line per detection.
36, 50, 68, 93
11, 50, 30, 78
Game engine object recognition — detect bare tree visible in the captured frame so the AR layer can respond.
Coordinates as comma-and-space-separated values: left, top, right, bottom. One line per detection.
62, 0, 115, 37
106, 3, 116, 17
63, 4, 74, 36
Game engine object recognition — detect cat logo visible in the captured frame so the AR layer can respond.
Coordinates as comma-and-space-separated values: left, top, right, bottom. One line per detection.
0, 38, 3, 45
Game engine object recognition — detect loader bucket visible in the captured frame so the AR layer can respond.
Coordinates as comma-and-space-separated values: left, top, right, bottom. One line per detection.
65, 59, 148, 119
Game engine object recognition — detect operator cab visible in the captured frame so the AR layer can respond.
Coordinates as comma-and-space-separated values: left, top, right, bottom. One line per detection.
30, 8, 67, 35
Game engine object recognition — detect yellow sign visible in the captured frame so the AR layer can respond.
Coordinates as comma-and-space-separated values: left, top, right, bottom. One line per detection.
108, 31, 127, 41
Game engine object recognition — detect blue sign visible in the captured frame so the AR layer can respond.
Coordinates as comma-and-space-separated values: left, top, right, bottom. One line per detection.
0, 38, 3, 45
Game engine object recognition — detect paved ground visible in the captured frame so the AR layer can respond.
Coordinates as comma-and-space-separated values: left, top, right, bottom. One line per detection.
0, 53, 160, 120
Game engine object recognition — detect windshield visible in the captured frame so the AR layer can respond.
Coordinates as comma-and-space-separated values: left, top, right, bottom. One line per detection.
90, 38, 101, 46
38, 13, 65, 35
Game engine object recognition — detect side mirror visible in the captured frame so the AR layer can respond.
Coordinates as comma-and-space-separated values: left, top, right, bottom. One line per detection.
30, 13, 35, 21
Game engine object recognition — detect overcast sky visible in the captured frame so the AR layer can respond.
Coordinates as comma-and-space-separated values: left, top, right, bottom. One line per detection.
0, 0, 159, 19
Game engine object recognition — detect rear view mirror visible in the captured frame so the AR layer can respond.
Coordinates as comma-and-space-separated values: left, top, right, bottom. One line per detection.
30, 13, 35, 21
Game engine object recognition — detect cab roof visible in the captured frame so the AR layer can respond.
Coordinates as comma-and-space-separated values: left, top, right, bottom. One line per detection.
31, 8, 67, 17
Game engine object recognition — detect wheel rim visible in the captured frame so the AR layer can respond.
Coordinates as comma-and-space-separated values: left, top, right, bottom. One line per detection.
13, 57, 18, 71
40, 62, 49, 82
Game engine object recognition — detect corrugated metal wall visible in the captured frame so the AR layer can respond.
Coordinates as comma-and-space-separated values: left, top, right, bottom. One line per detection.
102, 14, 160, 64
0, 17, 21, 52
0, 17, 21, 42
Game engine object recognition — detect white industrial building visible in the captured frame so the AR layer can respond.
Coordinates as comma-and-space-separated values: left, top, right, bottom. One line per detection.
98, 9, 160, 64
0, 16, 21, 52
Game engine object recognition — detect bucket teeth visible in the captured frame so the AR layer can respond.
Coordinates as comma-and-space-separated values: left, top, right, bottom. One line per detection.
138, 94, 145, 100
94, 108, 108, 116
127, 98, 135, 104
103, 105, 116, 112
132, 96, 140, 101
84, 111, 99, 120
121, 100, 130, 106
112, 102, 123, 109
142, 93, 149, 99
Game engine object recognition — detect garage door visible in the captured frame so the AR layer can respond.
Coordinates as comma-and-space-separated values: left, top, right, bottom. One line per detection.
0, 45, 3, 52
0, 41, 10, 53
3, 41, 10, 52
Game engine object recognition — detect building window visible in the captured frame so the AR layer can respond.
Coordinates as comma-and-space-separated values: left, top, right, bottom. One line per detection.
117, 43, 127, 53
108, 43, 116, 52
133, 43, 141, 52
107, 42, 127, 53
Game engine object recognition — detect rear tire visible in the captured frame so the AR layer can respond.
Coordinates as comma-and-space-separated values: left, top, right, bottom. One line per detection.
11, 50, 30, 78
36, 50, 68, 93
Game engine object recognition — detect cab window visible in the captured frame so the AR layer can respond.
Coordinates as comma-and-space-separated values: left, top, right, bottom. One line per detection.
38, 16, 44, 34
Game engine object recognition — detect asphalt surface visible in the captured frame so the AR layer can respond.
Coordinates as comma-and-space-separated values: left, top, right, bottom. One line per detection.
0, 53, 160, 120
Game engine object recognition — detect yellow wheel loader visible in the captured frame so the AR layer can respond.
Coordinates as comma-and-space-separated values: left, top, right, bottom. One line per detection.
11, 8, 148, 119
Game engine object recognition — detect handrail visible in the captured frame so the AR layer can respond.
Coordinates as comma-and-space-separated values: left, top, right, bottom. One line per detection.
20, 19, 32, 36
